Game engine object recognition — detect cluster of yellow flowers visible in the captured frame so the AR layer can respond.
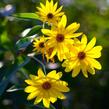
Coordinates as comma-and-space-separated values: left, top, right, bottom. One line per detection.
25, 0, 102, 108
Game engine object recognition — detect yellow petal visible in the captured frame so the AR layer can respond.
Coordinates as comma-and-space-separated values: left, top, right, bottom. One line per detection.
65, 60, 79, 72
88, 58, 102, 70
62, 43, 69, 53
58, 92, 66, 99
55, 12, 64, 17
50, 0, 53, 11
72, 66, 80, 78
65, 67, 71, 72
49, 88, 67, 100
38, 68, 45, 77
40, 3, 46, 10
57, 72, 63, 79
53, 2, 58, 12
62, 60, 68, 67
66, 32, 82, 38
74, 38, 81, 44
81, 34, 87, 50
25, 86, 36, 93
27, 91, 39, 100
82, 68, 88, 78
46, 0, 50, 12
34, 97, 42, 105
41, 29, 52, 36
37, 7, 45, 14
73, 32, 83, 37
47, 70, 62, 79
57, 48, 62, 61
37, 3, 48, 14
50, 97, 57, 103
46, 39, 56, 46
85, 37, 96, 52
25, 80, 35, 85
43, 98, 50, 108
80, 63, 88, 78
47, 70, 56, 77
30, 74, 38, 80
54, 6, 63, 14
58, 15, 67, 28
87, 46, 102, 58
55, 81, 70, 92
57, 45, 66, 61
66, 22, 80, 33
64, 39, 74, 45
87, 66, 95, 75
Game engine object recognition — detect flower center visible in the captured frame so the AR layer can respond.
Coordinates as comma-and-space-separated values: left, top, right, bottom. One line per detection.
42, 81, 51, 90
56, 34, 64, 42
78, 52, 86, 60
39, 42, 44, 48
47, 13, 53, 19
48, 47, 54, 56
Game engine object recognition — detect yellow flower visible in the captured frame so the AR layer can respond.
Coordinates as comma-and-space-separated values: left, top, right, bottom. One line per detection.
42, 15, 82, 61
62, 34, 102, 78
36, 0, 64, 24
24, 68, 70, 108
33, 36, 46, 56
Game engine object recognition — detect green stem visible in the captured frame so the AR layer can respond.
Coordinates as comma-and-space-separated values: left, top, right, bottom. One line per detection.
31, 56, 47, 75
42, 22, 45, 29
20, 68, 29, 79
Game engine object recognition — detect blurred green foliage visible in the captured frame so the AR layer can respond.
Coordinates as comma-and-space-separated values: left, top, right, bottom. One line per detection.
0, 0, 109, 109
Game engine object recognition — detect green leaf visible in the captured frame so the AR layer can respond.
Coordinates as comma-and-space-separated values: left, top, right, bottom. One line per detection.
0, 30, 11, 44
13, 13, 40, 20
0, 57, 30, 96
26, 25, 42, 37
16, 37, 32, 50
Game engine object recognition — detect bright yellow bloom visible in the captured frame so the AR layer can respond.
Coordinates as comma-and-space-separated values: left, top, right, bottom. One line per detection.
33, 36, 54, 61
24, 68, 70, 108
42, 15, 82, 61
36, 0, 64, 24
62, 34, 102, 78
33, 36, 46, 56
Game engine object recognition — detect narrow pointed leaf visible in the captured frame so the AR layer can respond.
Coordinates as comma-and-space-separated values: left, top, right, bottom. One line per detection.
13, 13, 39, 20
16, 37, 32, 50
26, 25, 42, 36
